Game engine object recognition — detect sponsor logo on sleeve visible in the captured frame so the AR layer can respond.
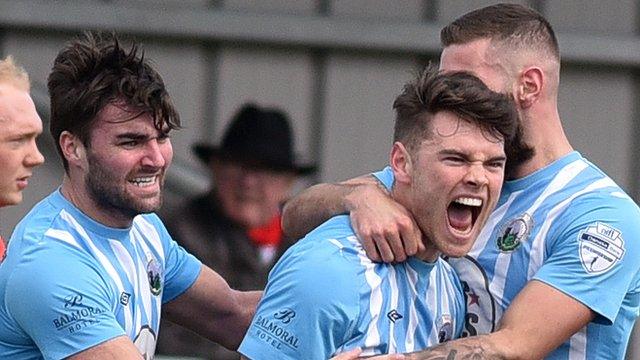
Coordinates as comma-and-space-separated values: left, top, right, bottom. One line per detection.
51, 293, 106, 334
250, 308, 301, 351
496, 213, 533, 252
578, 222, 625, 274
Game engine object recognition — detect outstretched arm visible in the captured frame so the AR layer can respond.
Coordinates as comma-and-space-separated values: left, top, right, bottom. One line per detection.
282, 174, 423, 262
403, 280, 594, 359
163, 265, 261, 350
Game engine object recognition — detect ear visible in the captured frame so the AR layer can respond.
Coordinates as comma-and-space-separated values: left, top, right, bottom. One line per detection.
517, 67, 544, 109
390, 141, 412, 185
59, 131, 87, 168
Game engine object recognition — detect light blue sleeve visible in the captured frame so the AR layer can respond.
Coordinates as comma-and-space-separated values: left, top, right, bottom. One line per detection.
372, 166, 394, 190
533, 193, 640, 324
6, 241, 124, 360
239, 236, 361, 360
143, 215, 202, 304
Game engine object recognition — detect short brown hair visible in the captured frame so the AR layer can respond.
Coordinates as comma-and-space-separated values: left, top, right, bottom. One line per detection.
441, 3, 559, 60
0, 56, 30, 90
393, 65, 518, 153
47, 32, 180, 171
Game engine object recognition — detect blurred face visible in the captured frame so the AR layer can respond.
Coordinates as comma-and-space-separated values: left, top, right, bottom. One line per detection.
396, 111, 506, 260
0, 84, 45, 207
81, 103, 172, 223
440, 38, 512, 95
212, 160, 294, 228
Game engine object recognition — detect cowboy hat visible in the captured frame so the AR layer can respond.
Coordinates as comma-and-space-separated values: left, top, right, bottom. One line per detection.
193, 103, 317, 175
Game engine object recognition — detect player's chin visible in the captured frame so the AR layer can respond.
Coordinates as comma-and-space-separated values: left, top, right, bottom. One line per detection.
438, 232, 475, 258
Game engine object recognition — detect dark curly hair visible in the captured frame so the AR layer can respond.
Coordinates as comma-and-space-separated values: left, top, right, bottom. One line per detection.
47, 32, 180, 171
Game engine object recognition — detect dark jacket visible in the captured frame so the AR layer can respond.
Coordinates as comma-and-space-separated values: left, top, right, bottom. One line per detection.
156, 192, 291, 359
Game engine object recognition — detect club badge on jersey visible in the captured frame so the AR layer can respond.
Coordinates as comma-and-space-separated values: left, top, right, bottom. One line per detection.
147, 258, 163, 296
496, 213, 533, 252
578, 222, 625, 274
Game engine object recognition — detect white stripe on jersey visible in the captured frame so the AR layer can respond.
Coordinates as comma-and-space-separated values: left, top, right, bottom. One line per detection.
387, 267, 399, 353
132, 228, 164, 326
527, 177, 616, 278
439, 267, 453, 332
489, 160, 587, 308
568, 327, 587, 360
426, 267, 439, 345
403, 264, 419, 352
109, 240, 140, 336
134, 217, 165, 263
129, 234, 153, 333
348, 235, 383, 357
59, 209, 133, 334
45, 228, 82, 249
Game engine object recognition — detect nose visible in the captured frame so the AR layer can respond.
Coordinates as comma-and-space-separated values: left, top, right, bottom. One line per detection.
25, 140, 45, 168
463, 163, 489, 188
141, 139, 168, 168
238, 168, 262, 187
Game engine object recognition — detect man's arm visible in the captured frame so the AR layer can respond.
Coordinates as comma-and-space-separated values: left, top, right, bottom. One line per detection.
282, 174, 422, 262
163, 265, 261, 350
67, 336, 142, 359
403, 280, 594, 359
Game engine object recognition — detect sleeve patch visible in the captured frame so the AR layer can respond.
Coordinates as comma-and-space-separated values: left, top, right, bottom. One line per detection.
578, 222, 625, 274
249, 309, 301, 351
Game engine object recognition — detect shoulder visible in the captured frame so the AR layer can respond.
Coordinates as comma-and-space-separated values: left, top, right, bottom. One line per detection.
269, 216, 365, 302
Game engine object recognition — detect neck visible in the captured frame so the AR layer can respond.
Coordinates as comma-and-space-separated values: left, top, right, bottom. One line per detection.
416, 241, 440, 262
61, 175, 134, 228
512, 102, 573, 179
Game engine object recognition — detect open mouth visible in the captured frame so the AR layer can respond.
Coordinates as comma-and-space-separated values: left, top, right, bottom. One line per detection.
447, 197, 482, 234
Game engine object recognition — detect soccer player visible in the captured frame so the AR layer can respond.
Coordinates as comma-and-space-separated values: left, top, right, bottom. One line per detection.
239, 66, 518, 359
282, 4, 640, 359
0, 33, 259, 359
0, 56, 45, 259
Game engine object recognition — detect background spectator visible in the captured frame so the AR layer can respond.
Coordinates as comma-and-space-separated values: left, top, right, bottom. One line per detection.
157, 103, 316, 360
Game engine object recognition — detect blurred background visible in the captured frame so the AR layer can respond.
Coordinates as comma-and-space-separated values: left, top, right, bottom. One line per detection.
0, 0, 639, 358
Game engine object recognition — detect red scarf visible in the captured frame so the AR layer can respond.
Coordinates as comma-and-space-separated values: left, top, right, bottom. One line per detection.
247, 215, 283, 248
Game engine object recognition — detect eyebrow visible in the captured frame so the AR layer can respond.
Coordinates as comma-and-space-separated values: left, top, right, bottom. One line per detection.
115, 132, 149, 141
439, 149, 507, 162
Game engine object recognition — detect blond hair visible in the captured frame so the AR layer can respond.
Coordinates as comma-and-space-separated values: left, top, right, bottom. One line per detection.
0, 56, 30, 91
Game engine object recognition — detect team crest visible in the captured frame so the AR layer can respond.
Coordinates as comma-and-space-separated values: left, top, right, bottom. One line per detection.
578, 222, 625, 274
437, 314, 453, 343
147, 258, 163, 296
496, 213, 533, 252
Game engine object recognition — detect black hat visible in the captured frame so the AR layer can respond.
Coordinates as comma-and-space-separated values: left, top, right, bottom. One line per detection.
193, 103, 317, 175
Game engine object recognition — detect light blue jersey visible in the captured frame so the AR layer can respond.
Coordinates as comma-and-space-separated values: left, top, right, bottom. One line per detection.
239, 215, 465, 360
375, 151, 640, 359
0, 189, 201, 360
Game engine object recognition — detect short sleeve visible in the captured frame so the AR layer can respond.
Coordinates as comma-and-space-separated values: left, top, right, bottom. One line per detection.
6, 243, 124, 359
372, 166, 394, 190
144, 215, 201, 303
533, 194, 640, 324
239, 240, 360, 360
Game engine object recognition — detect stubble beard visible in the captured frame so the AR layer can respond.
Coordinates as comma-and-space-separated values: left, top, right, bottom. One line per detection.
85, 154, 163, 220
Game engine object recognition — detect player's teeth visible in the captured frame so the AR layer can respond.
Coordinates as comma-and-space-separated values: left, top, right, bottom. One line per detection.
454, 197, 482, 207
131, 176, 156, 187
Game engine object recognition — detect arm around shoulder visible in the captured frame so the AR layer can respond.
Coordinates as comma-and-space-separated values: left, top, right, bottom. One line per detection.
282, 173, 422, 262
